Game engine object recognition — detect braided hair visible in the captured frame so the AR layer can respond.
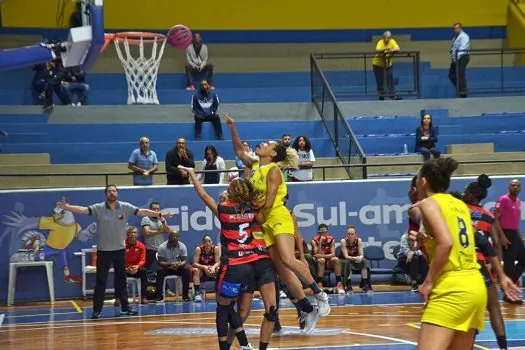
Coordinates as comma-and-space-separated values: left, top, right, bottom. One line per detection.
227, 177, 260, 214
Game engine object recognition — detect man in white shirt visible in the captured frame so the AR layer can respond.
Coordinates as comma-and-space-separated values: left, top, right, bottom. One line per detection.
449, 23, 470, 98
185, 33, 214, 91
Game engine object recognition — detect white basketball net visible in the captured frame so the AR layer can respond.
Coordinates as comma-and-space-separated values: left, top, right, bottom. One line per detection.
113, 36, 167, 104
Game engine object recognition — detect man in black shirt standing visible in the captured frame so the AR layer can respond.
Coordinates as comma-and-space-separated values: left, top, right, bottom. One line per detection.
165, 138, 195, 185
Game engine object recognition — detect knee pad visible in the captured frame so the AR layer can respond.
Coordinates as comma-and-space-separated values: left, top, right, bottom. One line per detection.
263, 306, 278, 322
216, 304, 230, 337
227, 303, 243, 330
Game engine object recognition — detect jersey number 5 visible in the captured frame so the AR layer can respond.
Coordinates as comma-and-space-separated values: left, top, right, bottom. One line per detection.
458, 217, 470, 248
238, 223, 249, 244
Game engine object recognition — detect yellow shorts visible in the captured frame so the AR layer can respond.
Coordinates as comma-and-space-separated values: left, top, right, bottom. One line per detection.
261, 206, 295, 247
422, 270, 487, 332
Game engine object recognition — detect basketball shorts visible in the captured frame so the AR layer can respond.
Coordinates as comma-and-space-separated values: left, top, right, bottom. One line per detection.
216, 263, 255, 298
252, 258, 277, 288
422, 270, 487, 332
261, 206, 295, 247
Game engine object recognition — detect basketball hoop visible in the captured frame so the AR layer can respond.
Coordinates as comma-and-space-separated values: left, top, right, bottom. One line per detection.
102, 32, 167, 105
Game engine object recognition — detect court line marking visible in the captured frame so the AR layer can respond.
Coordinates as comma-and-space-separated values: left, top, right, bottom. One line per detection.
405, 323, 495, 350
0, 314, 4, 328
5, 311, 81, 319
70, 300, 82, 314
267, 343, 406, 350
342, 330, 416, 345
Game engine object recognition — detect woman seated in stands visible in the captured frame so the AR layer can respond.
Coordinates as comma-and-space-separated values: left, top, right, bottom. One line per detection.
398, 232, 428, 292
415, 114, 440, 161
197, 145, 226, 184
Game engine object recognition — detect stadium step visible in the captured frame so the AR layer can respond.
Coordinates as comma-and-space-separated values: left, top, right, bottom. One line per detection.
0, 153, 50, 166
447, 143, 495, 154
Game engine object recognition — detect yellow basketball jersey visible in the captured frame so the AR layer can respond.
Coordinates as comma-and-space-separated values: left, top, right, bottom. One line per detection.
250, 161, 287, 213
423, 193, 479, 273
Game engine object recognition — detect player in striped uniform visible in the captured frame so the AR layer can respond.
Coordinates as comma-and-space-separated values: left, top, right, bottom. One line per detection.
178, 166, 277, 350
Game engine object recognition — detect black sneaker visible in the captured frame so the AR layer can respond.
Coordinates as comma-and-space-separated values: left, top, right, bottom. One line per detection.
91, 312, 101, 320
503, 296, 524, 305
120, 308, 138, 316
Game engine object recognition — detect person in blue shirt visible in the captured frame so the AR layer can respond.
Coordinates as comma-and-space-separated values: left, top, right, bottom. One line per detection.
449, 23, 470, 98
128, 137, 159, 185
191, 80, 223, 140
415, 114, 440, 161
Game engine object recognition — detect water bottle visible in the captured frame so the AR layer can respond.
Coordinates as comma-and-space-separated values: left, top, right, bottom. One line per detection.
39, 249, 45, 261
403, 144, 408, 154
29, 252, 35, 261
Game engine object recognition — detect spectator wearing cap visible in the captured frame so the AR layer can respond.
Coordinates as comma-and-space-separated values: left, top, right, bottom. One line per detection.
128, 136, 159, 186
372, 31, 402, 101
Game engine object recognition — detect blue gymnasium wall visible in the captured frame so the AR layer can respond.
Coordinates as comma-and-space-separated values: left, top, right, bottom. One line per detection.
1, 176, 525, 303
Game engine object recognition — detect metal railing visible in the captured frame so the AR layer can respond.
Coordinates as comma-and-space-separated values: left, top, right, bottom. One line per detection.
310, 51, 421, 100
454, 48, 525, 97
310, 54, 367, 179
3, 159, 525, 190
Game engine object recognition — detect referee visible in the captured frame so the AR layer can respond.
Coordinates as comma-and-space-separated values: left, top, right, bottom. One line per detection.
59, 184, 172, 319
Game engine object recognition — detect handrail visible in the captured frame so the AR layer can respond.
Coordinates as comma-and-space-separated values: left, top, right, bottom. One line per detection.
310, 53, 367, 179
1, 158, 524, 180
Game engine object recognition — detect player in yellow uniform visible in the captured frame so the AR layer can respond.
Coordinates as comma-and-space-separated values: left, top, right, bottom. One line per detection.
225, 113, 330, 334
411, 158, 487, 349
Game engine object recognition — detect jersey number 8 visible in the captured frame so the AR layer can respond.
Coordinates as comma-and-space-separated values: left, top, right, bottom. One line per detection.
457, 217, 470, 248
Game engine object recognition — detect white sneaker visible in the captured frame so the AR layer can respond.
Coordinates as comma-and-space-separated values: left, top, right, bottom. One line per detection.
195, 294, 202, 302
315, 291, 331, 317
240, 344, 253, 350
300, 307, 320, 335
336, 282, 345, 295
279, 290, 287, 299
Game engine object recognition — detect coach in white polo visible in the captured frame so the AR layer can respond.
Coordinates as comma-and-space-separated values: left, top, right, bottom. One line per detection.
58, 184, 171, 319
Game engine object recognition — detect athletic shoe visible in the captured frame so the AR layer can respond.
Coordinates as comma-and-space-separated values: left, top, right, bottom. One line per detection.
346, 285, 353, 296
314, 291, 331, 317
195, 294, 202, 303
90, 312, 101, 320
411, 285, 419, 293
300, 307, 320, 335
336, 282, 345, 295
279, 290, 287, 299
240, 344, 253, 350
120, 308, 138, 316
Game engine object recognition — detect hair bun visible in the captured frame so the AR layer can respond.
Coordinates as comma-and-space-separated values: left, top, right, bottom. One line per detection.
477, 174, 492, 189
434, 157, 458, 177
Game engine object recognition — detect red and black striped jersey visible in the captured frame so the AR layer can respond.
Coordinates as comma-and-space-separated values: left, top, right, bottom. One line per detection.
198, 244, 216, 266
467, 204, 494, 235
467, 203, 496, 261
312, 234, 334, 255
218, 201, 268, 265
340, 234, 360, 258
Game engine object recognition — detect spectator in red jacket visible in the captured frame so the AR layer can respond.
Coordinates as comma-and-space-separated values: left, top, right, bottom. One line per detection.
125, 226, 149, 304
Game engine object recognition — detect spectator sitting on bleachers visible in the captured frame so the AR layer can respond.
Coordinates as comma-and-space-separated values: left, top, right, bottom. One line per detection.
196, 144, 226, 184
128, 136, 158, 186
61, 66, 89, 106
185, 33, 214, 90
191, 234, 220, 302
311, 224, 345, 294
281, 134, 292, 149
32, 61, 69, 110
397, 232, 428, 292
165, 138, 195, 185
415, 113, 440, 161
339, 225, 372, 294
191, 80, 223, 140
291, 135, 315, 182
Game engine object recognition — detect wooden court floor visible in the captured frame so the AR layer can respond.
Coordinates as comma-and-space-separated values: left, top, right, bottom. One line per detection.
1, 290, 525, 350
